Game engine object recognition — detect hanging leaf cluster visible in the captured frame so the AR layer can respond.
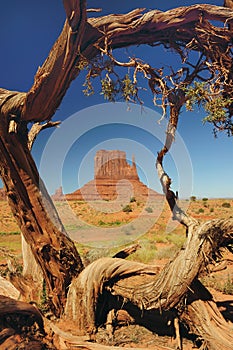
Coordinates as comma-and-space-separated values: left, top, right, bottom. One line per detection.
184, 81, 233, 135
81, 56, 138, 103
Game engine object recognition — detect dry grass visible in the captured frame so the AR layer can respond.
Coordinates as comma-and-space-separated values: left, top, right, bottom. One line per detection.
0, 198, 233, 265
0, 201, 20, 234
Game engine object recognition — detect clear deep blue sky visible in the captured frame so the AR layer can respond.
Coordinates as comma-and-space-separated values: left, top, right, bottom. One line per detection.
0, 0, 232, 199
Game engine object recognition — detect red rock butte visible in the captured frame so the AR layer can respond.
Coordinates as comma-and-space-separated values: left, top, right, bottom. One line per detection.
64, 150, 163, 202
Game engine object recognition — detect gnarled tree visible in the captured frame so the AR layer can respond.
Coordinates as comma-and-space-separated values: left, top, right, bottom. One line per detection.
1, 1, 233, 349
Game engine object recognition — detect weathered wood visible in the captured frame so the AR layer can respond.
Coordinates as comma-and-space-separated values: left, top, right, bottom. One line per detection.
27, 121, 61, 150
0, 1, 88, 315
21, 121, 61, 285
8, 274, 44, 303
0, 328, 15, 342
65, 219, 233, 349
0, 336, 46, 350
0, 277, 20, 300
21, 234, 43, 286
111, 219, 233, 311
65, 257, 160, 333
0, 130, 84, 315
20, 0, 86, 122
181, 280, 233, 350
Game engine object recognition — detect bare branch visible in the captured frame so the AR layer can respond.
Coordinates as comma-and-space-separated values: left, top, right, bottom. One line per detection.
87, 8, 102, 13
156, 90, 198, 229
156, 154, 197, 229
112, 243, 141, 259
27, 121, 61, 151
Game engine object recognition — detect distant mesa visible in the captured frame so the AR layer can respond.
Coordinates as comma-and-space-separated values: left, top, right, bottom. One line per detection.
0, 150, 162, 203
52, 186, 65, 201
59, 150, 163, 202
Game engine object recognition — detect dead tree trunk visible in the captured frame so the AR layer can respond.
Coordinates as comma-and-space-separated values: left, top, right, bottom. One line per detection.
21, 122, 61, 289
0, 0, 88, 315
65, 257, 161, 334
0, 120, 83, 315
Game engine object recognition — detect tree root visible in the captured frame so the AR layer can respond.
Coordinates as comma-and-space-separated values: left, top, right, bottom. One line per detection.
65, 254, 233, 350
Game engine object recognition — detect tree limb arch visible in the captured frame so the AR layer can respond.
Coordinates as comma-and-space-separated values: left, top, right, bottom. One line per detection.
88, 4, 233, 51
1, 3, 232, 124
90, 4, 233, 33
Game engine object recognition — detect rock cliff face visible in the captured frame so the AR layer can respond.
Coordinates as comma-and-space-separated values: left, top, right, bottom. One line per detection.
65, 150, 162, 201
94, 150, 139, 180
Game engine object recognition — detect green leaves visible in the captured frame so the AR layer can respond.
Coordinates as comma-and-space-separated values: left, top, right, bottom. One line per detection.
122, 74, 137, 101
80, 54, 138, 103
184, 81, 233, 134
184, 82, 207, 111
100, 74, 117, 101
203, 96, 232, 124
100, 73, 137, 102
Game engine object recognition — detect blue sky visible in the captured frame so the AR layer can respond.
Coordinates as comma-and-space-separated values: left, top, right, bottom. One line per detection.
0, 0, 232, 199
